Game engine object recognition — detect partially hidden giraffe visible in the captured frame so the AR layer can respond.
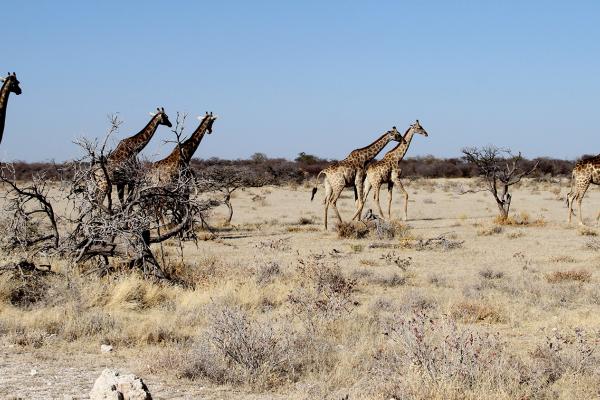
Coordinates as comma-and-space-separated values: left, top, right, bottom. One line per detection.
0, 72, 22, 146
94, 107, 172, 205
150, 112, 217, 186
356, 120, 429, 220
566, 155, 600, 225
311, 127, 405, 230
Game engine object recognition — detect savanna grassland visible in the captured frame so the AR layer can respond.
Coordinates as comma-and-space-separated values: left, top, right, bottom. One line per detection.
1, 177, 600, 399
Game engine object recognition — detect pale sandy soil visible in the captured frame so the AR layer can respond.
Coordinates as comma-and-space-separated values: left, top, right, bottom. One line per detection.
2, 177, 600, 399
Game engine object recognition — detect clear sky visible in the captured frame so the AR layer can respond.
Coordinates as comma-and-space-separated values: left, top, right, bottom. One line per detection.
2, 1, 599, 162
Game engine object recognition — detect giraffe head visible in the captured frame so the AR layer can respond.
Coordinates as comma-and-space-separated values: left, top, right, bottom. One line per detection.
408, 120, 428, 137
197, 111, 218, 134
149, 107, 172, 128
388, 126, 407, 143
1, 72, 22, 95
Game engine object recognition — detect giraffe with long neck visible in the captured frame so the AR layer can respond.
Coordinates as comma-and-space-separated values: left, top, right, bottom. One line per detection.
0, 72, 22, 146
356, 120, 429, 220
311, 127, 405, 230
566, 155, 600, 225
151, 112, 217, 185
94, 108, 172, 205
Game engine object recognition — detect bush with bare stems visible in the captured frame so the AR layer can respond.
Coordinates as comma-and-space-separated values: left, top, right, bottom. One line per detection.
461, 146, 539, 220
0, 114, 219, 279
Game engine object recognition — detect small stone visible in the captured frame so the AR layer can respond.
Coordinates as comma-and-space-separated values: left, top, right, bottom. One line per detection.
101, 344, 113, 353
30, 368, 38, 376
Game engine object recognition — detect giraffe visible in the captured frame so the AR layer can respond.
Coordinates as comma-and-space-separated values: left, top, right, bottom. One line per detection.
150, 111, 217, 186
356, 120, 429, 220
94, 107, 172, 205
566, 155, 600, 225
0, 72, 22, 146
311, 127, 405, 230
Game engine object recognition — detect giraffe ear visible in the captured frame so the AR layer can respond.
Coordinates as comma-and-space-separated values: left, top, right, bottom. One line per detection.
197, 115, 203, 121
149, 112, 156, 116
0, 76, 5, 82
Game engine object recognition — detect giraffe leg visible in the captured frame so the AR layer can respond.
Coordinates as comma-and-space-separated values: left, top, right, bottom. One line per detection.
567, 192, 574, 224
323, 180, 332, 230
330, 183, 345, 227
374, 183, 385, 218
577, 182, 590, 226
393, 176, 409, 221
354, 179, 372, 221
387, 181, 394, 220
352, 170, 366, 221
578, 195, 585, 226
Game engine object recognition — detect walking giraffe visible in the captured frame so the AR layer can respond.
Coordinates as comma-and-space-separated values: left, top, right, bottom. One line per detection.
0, 72, 22, 146
355, 120, 429, 220
150, 112, 217, 185
566, 155, 600, 225
94, 108, 172, 205
311, 127, 405, 230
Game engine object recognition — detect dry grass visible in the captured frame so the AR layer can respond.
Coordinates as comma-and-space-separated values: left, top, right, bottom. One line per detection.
451, 300, 504, 323
494, 211, 546, 226
545, 270, 592, 284
2, 180, 600, 399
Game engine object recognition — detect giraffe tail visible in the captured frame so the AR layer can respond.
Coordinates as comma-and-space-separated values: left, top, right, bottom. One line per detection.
311, 171, 325, 201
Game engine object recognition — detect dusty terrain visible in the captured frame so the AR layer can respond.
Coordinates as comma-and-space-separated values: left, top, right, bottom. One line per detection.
2, 177, 600, 399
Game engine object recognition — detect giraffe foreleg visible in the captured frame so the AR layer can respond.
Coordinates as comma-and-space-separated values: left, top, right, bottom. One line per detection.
374, 183, 385, 218
354, 178, 372, 221
352, 170, 366, 220
387, 181, 394, 220
392, 172, 409, 221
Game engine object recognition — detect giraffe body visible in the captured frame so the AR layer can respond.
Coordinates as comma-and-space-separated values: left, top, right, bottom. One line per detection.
0, 72, 22, 146
566, 155, 600, 225
311, 127, 404, 230
93, 108, 172, 205
357, 120, 429, 220
149, 112, 217, 186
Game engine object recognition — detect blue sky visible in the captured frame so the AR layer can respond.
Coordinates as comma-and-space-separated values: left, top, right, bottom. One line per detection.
1, 1, 599, 161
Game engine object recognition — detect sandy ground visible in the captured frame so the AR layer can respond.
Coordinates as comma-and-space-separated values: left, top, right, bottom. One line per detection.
2, 177, 600, 399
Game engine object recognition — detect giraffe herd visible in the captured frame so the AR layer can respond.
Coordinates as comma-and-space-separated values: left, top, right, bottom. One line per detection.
1, 71, 600, 229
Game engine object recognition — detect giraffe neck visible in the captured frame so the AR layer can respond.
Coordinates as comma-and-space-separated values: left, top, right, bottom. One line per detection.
108, 115, 161, 163
127, 115, 161, 154
172, 116, 211, 165
384, 128, 415, 163
0, 80, 12, 145
352, 132, 394, 166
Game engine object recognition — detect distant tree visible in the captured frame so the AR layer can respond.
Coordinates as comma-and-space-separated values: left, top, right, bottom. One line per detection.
295, 152, 321, 165
461, 146, 539, 220
250, 152, 268, 163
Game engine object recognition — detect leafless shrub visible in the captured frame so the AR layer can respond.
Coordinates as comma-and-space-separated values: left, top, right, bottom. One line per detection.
461, 146, 538, 219
0, 114, 218, 280
378, 312, 518, 398
297, 216, 314, 225
288, 259, 357, 330
254, 237, 291, 251
255, 261, 281, 286
479, 268, 505, 280
530, 329, 599, 387
199, 305, 296, 388
585, 238, 600, 251
413, 233, 464, 251
0, 260, 53, 307
198, 165, 268, 225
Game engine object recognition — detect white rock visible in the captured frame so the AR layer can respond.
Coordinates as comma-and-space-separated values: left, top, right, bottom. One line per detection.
89, 368, 152, 400
30, 368, 37, 376
100, 344, 113, 353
